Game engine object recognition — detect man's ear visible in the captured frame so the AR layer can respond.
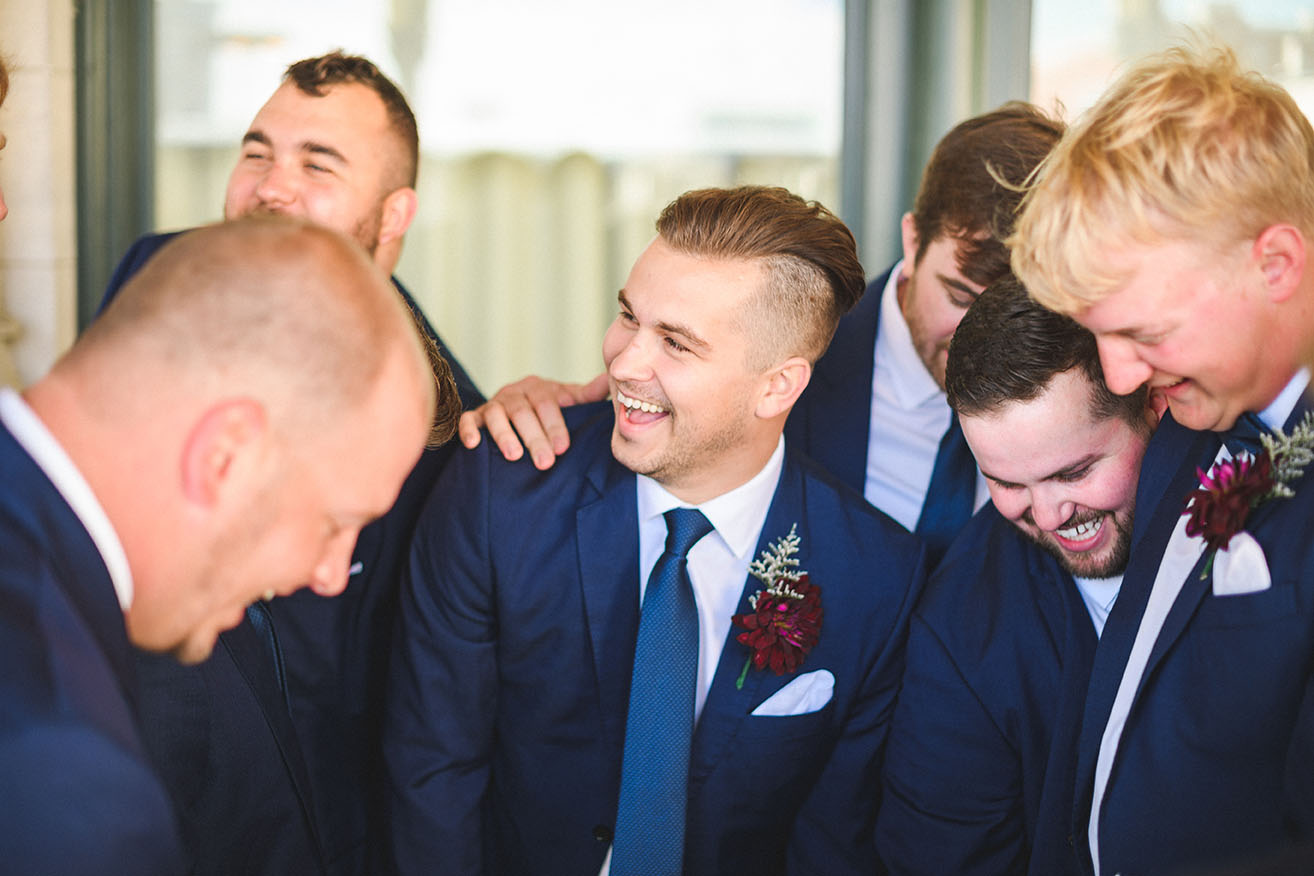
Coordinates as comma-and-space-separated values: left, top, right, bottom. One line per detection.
378, 186, 419, 249
1254, 224, 1306, 303
180, 399, 268, 506
756, 357, 812, 420
900, 212, 920, 274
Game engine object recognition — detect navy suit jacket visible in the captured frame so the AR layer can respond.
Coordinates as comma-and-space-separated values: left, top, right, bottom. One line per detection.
785, 265, 890, 495
1072, 408, 1314, 875
876, 504, 1096, 876
101, 230, 484, 875
0, 419, 185, 873
385, 402, 927, 876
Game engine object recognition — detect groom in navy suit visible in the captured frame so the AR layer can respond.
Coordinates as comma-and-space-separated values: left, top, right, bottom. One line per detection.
455, 104, 1061, 566
1, 218, 435, 872
876, 277, 1158, 876
1013, 46, 1314, 874
385, 186, 927, 875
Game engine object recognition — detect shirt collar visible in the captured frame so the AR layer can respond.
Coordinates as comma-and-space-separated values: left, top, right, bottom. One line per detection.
1258, 368, 1310, 431
636, 435, 785, 560
0, 387, 134, 610
873, 259, 945, 409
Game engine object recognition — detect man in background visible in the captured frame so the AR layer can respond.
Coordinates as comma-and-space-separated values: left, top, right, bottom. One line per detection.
1, 217, 434, 873
100, 52, 480, 874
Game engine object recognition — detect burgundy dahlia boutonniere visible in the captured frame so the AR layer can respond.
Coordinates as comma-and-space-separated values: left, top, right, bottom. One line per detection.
1183, 412, 1314, 577
731, 524, 822, 690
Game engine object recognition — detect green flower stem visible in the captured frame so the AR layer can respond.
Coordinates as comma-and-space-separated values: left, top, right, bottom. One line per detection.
735, 656, 751, 690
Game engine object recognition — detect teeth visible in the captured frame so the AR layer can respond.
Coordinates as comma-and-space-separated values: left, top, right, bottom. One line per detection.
617, 390, 668, 414
1057, 517, 1103, 542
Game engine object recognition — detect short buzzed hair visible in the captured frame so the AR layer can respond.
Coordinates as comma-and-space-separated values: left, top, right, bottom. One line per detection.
946, 274, 1149, 430
656, 185, 865, 367
284, 50, 420, 191
79, 216, 437, 434
1011, 44, 1314, 314
912, 102, 1064, 287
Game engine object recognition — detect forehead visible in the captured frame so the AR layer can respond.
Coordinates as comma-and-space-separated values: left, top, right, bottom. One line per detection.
625, 238, 764, 315
249, 81, 392, 150
960, 370, 1129, 480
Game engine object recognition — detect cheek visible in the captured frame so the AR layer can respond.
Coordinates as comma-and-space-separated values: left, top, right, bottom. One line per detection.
986, 486, 1027, 522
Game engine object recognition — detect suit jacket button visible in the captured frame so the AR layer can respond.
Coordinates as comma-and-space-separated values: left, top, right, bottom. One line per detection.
593, 825, 613, 843
1067, 834, 1075, 847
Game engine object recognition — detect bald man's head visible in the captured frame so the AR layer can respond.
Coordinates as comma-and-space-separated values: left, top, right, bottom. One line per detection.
38, 216, 445, 661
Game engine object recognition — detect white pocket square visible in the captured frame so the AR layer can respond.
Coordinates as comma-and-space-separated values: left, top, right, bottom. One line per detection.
750, 669, 834, 716
1212, 532, 1271, 596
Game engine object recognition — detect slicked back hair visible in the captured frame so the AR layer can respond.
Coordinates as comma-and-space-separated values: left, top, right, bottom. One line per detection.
946, 274, 1149, 429
284, 50, 419, 190
655, 185, 865, 368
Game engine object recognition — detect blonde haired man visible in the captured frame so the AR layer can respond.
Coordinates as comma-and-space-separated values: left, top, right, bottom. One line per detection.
1011, 45, 1314, 875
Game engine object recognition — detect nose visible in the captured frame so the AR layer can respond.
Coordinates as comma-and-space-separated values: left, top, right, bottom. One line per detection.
1097, 336, 1154, 397
308, 528, 360, 597
253, 161, 297, 209
1028, 486, 1076, 533
607, 331, 655, 384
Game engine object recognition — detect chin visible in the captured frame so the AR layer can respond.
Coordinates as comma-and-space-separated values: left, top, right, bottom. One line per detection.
170, 631, 221, 666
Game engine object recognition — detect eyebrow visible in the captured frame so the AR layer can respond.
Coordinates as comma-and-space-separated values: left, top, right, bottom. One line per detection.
938, 272, 981, 300
617, 289, 712, 352
240, 130, 349, 166
980, 453, 1101, 488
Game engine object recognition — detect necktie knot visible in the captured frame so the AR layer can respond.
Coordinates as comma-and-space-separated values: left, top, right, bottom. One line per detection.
663, 508, 714, 559
1224, 411, 1270, 458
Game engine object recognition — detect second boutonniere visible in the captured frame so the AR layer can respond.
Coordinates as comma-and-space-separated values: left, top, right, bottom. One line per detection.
1183, 411, 1314, 578
731, 524, 822, 690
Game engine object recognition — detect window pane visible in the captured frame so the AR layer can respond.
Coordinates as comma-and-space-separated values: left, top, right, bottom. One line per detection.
1031, 1, 1314, 120
154, 0, 844, 391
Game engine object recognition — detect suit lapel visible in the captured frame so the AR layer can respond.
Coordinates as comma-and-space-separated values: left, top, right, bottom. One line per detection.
689, 455, 810, 779
220, 621, 325, 868
795, 269, 886, 494
576, 453, 641, 747
1071, 419, 1218, 850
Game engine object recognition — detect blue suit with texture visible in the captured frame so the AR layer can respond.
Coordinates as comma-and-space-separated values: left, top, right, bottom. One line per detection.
100, 230, 484, 875
1071, 407, 1314, 875
875, 504, 1096, 876
385, 402, 927, 876
0, 418, 184, 874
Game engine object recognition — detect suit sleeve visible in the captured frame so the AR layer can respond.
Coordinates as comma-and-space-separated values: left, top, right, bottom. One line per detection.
874, 611, 1029, 876
786, 544, 927, 876
384, 441, 498, 876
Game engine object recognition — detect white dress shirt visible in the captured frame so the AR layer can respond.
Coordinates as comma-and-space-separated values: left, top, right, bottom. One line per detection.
0, 386, 133, 609
1087, 370, 1310, 875
1073, 574, 1123, 637
865, 261, 988, 530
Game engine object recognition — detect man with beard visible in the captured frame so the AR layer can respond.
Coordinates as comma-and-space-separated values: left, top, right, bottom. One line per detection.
98, 52, 482, 875
457, 104, 1062, 565
876, 276, 1157, 876
385, 186, 926, 875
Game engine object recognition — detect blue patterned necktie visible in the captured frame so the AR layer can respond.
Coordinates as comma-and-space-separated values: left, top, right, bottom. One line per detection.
610, 507, 715, 876
915, 413, 976, 565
